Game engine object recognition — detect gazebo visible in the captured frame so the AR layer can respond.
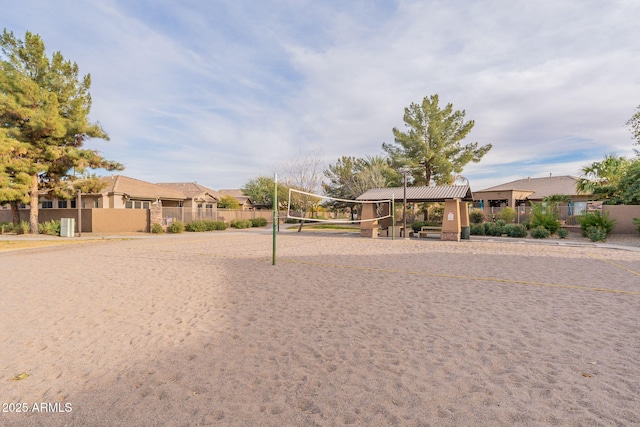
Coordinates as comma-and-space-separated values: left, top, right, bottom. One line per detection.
356, 185, 474, 241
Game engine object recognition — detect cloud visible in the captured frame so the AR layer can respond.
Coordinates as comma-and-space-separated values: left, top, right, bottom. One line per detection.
3, 0, 639, 191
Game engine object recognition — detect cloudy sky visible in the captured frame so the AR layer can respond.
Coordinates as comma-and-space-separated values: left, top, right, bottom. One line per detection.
4, 0, 639, 191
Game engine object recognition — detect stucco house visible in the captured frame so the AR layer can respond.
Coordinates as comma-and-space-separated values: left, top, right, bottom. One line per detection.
472, 175, 593, 215
96, 175, 187, 209
156, 182, 221, 223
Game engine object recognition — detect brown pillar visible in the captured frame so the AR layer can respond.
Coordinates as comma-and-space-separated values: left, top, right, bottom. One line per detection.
441, 199, 461, 241
359, 203, 378, 238
149, 202, 163, 232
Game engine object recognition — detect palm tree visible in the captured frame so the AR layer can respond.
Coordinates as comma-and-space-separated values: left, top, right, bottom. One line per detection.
577, 153, 630, 199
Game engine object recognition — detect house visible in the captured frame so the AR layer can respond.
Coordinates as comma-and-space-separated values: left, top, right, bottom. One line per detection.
472, 175, 593, 214
97, 175, 187, 209
156, 182, 220, 209
156, 182, 221, 223
218, 189, 256, 210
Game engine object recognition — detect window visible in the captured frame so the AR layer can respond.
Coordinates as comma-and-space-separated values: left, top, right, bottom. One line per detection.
42, 201, 53, 209
58, 200, 68, 208
206, 204, 214, 209
125, 200, 150, 209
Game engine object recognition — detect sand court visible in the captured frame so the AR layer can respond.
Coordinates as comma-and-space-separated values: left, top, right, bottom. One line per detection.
1, 231, 639, 426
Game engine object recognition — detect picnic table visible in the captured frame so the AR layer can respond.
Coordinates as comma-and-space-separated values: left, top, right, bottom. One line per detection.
418, 226, 442, 238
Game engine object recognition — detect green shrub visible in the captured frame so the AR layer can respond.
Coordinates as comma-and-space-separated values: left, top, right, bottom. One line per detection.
411, 221, 425, 233
470, 223, 485, 235
168, 220, 185, 233
495, 219, 507, 228
0, 222, 14, 234
38, 220, 61, 236
530, 203, 560, 234
17, 221, 30, 235
230, 219, 252, 229
586, 226, 607, 242
250, 217, 268, 227
557, 228, 569, 239
483, 222, 494, 235
530, 226, 550, 239
185, 220, 228, 231
469, 209, 484, 224
151, 223, 164, 234
482, 222, 504, 236
484, 222, 496, 236
633, 218, 640, 234
498, 207, 516, 223
186, 220, 208, 232
578, 211, 615, 237
209, 220, 228, 230
504, 224, 528, 238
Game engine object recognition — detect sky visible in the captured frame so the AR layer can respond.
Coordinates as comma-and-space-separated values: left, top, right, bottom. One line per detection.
3, 0, 639, 192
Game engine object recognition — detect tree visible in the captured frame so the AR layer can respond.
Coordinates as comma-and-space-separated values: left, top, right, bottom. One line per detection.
0, 29, 122, 233
614, 159, 640, 204
280, 150, 324, 231
576, 153, 630, 202
382, 94, 492, 186
218, 195, 240, 209
0, 127, 32, 224
627, 105, 640, 154
241, 175, 288, 210
323, 155, 398, 220
71, 174, 108, 194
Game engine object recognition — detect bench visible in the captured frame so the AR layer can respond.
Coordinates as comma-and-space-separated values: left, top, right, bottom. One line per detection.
418, 226, 442, 238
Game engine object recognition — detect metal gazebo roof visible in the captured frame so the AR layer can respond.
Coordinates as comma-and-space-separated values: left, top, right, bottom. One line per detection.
356, 185, 473, 202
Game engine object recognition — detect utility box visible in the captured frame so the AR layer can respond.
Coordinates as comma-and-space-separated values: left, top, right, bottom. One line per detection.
60, 218, 75, 237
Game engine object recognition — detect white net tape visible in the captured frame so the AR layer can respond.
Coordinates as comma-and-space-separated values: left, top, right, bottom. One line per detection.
286, 188, 392, 224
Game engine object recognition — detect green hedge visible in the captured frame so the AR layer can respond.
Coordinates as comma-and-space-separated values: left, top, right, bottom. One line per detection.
168, 221, 185, 233
185, 220, 228, 231
38, 220, 61, 236
469, 209, 485, 224
230, 219, 252, 229
504, 224, 528, 238
578, 211, 615, 237
250, 217, 268, 227
530, 226, 550, 239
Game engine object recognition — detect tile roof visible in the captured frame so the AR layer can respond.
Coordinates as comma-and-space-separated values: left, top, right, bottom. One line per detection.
475, 175, 587, 198
101, 175, 186, 200
357, 185, 473, 202
156, 182, 221, 201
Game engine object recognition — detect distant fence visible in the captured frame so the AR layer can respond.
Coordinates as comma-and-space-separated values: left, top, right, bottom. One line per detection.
474, 205, 640, 233
0, 208, 148, 233
161, 208, 276, 226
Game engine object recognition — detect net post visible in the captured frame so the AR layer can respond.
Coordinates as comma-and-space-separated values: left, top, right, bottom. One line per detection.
391, 194, 395, 240
272, 173, 277, 266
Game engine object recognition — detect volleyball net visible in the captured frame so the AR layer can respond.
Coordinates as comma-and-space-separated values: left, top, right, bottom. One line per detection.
286, 188, 392, 224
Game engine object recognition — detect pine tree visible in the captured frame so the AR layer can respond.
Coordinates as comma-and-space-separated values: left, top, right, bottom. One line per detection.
383, 94, 491, 186
0, 29, 122, 232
